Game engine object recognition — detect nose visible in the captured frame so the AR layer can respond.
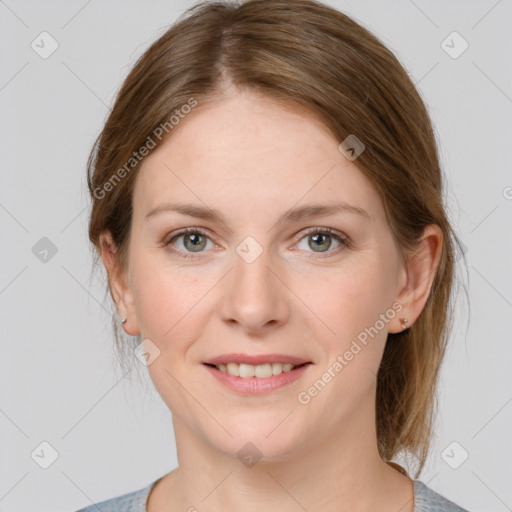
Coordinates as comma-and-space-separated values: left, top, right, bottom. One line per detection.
217, 246, 290, 335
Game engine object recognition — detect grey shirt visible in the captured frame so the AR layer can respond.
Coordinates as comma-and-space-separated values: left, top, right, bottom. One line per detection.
74, 478, 469, 511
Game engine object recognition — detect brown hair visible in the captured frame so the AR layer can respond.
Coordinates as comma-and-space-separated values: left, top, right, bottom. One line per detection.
87, 0, 465, 478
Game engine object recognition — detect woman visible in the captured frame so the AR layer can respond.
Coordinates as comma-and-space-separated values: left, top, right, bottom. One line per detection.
77, 0, 468, 510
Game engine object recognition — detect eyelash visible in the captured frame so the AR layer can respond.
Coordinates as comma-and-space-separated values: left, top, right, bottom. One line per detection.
161, 226, 351, 260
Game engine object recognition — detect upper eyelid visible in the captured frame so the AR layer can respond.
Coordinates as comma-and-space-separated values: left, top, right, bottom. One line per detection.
164, 226, 213, 244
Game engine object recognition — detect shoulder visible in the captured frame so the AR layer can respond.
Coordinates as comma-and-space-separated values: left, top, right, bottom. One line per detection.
414, 480, 469, 512
73, 479, 159, 512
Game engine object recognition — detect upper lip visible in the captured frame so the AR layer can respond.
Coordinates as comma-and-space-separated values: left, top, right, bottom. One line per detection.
203, 353, 312, 366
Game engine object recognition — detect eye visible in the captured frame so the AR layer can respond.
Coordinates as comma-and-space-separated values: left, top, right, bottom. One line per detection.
295, 227, 350, 256
163, 227, 215, 258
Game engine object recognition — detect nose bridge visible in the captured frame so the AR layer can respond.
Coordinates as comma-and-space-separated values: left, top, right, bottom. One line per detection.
219, 236, 288, 332
234, 243, 273, 293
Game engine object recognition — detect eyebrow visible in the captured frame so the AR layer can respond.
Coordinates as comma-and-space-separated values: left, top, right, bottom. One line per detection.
145, 201, 370, 227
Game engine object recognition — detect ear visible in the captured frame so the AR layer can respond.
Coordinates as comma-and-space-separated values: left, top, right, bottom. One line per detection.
389, 224, 443, 333
99, 230, 140, 336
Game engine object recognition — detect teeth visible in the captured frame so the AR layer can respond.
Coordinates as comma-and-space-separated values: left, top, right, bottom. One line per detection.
216, 362, 298, 378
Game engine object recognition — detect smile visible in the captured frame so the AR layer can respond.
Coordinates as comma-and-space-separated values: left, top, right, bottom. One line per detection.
203, 362, 312, 394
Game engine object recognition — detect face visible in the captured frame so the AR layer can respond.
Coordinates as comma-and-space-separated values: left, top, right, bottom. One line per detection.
116, 90, 409, 461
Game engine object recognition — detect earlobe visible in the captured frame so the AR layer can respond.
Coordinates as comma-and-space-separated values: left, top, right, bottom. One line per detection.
399, 317, 409, 330
391, 224, 443, 334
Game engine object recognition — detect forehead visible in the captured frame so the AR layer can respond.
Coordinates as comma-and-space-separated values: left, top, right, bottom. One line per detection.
132, 91, 382, 222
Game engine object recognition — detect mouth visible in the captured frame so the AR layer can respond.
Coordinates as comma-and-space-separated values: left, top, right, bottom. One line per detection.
201, 353, 313, 394
202, 360, 313, 395
203, 361, 310, 378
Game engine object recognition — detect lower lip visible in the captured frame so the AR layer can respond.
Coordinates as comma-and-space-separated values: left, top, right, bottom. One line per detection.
203, 363, 312, 394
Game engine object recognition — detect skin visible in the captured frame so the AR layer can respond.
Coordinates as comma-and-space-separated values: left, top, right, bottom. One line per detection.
100, 88, 443, 512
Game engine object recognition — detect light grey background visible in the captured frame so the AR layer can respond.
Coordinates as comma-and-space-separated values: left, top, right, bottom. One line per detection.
1, 1, 511, 511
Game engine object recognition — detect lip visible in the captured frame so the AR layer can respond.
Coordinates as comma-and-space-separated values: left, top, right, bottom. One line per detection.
203, 362, 312, 395
202, 353, 311, 365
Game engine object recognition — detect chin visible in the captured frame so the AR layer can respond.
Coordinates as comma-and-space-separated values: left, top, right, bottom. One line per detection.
210, 422, 307, 463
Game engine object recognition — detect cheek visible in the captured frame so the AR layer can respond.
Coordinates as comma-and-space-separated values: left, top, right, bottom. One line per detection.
296, 254, 396, 346
294, 260, 396, 416
130, 262, 212, 410
130, 256, 210, 347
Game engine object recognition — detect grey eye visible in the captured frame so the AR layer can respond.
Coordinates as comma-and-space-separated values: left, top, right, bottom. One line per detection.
297, 232, 341, 253
173, 232, 212, 252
